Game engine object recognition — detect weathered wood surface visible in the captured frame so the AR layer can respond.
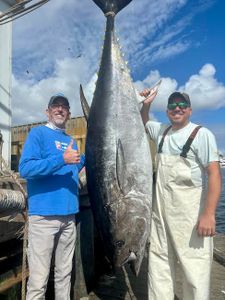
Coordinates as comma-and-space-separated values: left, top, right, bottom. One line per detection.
175, 235, 225, 300
214, 234, 225, 267
0, 214, 24, 243
73, 198, 95, 300
87, 235, 225, 300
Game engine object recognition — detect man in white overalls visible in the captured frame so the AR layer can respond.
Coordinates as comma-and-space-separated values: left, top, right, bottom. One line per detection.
140, 90, 221, 300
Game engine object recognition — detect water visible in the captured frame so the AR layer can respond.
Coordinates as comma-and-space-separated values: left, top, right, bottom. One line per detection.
216, 168, 225, 234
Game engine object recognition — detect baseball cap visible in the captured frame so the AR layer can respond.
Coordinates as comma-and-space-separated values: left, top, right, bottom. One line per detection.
48, 93, 70, 108
168, 92, 191, 107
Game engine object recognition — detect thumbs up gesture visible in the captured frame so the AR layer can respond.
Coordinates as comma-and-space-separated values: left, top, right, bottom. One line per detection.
63, 139, 81, 164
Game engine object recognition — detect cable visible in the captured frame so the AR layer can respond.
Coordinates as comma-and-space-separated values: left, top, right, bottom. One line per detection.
0, 0, 50, 25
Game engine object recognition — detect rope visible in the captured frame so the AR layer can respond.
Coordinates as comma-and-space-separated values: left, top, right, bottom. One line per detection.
0, 155, 28, 300
0, 158, 27, 198
0, 189, 25, 211
105, 11, 116, 17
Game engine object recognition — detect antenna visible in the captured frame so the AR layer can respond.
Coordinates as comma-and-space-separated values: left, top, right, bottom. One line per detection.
0, 0, 50, 25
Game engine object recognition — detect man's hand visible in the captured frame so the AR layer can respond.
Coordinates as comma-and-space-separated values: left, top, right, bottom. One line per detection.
139, 80, 161, 105
63, 140, 81, 164
196, 213, 216, 237
196, 161, 221, 237
140, 88, 157, 126
139, 89, 158, 105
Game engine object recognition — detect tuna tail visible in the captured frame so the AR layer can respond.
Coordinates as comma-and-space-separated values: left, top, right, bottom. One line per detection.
92, 0, 132, 15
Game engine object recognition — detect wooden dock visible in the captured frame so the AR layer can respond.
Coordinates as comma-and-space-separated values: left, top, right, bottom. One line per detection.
84, 234, 225, 300
0, 223, 224, 299
0, 178, 224, 299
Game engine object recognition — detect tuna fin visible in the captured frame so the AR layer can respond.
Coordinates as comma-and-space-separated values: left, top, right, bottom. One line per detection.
116, 139, 134, 195
92, 0, 132, 15
79, 84, 90, 122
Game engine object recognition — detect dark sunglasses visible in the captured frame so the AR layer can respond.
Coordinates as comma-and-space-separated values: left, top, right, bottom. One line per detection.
50, 104, 69, 111
167, 102, 189, 110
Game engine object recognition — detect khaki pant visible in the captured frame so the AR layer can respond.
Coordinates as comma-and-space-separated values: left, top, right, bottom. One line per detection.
26, 215, 76, 300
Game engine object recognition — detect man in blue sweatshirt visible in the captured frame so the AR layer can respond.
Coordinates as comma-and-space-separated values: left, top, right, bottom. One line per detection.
19, 94, 85, 300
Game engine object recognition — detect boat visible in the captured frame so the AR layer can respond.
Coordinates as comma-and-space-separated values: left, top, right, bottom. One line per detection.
219, 156, 225, 168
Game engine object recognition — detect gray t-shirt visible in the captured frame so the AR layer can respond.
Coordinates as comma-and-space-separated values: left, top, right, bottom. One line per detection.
145, 121, 219, 186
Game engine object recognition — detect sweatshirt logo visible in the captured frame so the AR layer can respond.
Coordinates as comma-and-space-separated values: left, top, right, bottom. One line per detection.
55, 141, 68, 151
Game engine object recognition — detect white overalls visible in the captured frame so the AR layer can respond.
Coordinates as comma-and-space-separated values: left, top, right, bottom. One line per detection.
148, 127, 213, 300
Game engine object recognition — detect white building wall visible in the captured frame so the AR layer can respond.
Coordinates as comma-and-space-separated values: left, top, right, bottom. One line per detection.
0, 1, 13, 166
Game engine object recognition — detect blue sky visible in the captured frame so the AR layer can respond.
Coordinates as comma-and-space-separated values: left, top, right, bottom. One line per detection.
11, 0, 225, 153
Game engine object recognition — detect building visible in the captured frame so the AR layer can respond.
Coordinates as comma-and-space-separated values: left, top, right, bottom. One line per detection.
0, 0, 20, 165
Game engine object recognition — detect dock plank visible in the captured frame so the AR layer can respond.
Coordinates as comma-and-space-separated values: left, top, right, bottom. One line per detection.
87, 234, 225, 300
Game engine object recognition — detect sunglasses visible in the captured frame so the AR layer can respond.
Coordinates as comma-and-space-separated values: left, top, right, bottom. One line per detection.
50, 104, 69, 111
167, 102, 189, 110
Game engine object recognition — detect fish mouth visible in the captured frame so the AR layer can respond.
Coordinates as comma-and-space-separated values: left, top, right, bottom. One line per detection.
121, 251, 137, 265
113, 240, 142, 276
114, 249, 140, 276
114, 241, 137, 267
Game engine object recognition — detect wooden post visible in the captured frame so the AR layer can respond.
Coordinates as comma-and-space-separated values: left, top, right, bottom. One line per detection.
72, 193, 95, 300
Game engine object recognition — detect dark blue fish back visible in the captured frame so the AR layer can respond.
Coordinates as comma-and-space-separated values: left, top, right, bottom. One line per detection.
92, 0, 132, 15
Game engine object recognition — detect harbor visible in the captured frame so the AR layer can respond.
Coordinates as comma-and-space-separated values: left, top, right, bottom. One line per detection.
0, 1, 225, 299
0, 116, 225, 299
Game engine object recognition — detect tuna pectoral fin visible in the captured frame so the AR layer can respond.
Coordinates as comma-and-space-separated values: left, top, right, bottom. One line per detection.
92, 0, 132, 15
116, 139, 135, 195
79, 84, 90, 122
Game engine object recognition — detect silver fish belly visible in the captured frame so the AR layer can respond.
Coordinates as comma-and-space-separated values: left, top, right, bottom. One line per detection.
85, 0, 152, 276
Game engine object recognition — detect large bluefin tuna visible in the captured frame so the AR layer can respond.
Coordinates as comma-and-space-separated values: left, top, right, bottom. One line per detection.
81, 0, 152, 276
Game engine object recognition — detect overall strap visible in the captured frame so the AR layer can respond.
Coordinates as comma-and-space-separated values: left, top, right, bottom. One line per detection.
158, 125, 172, 153
180, 125, 202, 158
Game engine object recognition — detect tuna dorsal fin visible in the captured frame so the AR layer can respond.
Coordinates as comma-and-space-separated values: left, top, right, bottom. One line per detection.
92, 0, 132, 15
116, 139, 134, 195
79, 84, 90, 122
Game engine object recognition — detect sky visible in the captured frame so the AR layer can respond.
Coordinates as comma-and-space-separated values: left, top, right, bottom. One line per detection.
11, 0, 225, 154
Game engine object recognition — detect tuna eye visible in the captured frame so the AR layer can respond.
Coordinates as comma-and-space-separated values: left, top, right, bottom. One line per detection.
115, 240, 125, 248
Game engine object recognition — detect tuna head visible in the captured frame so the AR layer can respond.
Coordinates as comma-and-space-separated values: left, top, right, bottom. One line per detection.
92, 0, 132, 15
111, 191, 151, 276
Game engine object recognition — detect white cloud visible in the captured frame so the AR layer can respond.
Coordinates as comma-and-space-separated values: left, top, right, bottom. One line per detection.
134, 63, 225, 111
12, 56, 95, 125
180, 64, 225, 110
11, 0, 223, 126
12, 0, 210, 82
12, 59, 225, 126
